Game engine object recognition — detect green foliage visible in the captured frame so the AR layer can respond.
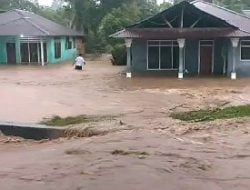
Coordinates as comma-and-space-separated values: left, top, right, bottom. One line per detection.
111, 44, 127, 65
41, 115, 93, 126
159, 2, 172, 11
170, 105, 250, 122
215, 0, 250, 12
41, 115, 117, 126
0, 0, 39, 12
99, 3, 142, 47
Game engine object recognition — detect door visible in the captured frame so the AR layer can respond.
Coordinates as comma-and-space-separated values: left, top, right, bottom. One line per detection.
6, 43, 16, 64
20, 42, 47, 64
199, 41, 213, 75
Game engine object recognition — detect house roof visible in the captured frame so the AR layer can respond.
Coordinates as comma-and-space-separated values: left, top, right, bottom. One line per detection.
191, 0, 250, 34
0, 9, 84, 37
111, 0, 250, 38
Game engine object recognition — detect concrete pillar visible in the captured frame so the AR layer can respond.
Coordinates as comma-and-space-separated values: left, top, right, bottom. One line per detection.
177, 38, 186, 79
125, 39, 132, 78
40, 39, 45, 66
37, 43, 40, 63
230, 38, 239, 80
15, 37, 21, 64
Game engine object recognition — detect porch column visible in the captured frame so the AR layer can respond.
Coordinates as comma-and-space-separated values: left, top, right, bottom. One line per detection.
40, 39, 45, 66
37, 43, 41, 63
230, 38, 239, 80
177, 38, 186, 79
125, 38, 132, 78
15, 37, 21, 64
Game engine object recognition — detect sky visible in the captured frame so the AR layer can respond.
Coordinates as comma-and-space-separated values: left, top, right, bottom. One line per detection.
38, 0, 165, 6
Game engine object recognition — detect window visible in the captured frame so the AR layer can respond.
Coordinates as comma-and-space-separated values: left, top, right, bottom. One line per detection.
65, 37, 72, 50
148, 46, 159, 69
147, 40, 179, 70
241, 40, 250, 60
55, 38, 61, 59
73, 38, 77, 48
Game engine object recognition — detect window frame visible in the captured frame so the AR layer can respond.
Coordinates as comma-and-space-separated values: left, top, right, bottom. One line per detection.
54, 38, 61, 59
240, 40, 250, 61
147, 40, 182, 71
65, 37, 73, 50
198, 40, 215, 74
73, 37, 77, 49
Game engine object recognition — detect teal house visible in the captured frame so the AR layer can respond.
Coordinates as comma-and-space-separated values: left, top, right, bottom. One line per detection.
112, 0, 250, 79
0, 9, 84, 66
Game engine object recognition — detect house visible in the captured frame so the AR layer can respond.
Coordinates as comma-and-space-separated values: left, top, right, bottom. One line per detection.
111, 0, 250, 79
0, 9, 84, 65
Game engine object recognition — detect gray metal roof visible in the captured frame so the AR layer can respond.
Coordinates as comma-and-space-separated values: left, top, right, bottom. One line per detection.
0, 9, 84, 37
192, 0, 250, 34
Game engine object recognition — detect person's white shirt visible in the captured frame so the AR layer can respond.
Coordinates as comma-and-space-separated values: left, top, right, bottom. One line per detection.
75, 56, 85, 67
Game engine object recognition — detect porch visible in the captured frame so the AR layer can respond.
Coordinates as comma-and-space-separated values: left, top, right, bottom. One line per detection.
125, 37, 243, 79
111, 1, 250, 79
0, 36, 77, 65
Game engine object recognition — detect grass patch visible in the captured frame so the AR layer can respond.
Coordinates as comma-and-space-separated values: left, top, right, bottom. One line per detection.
41, 115, 115, 127
170, 105, 250, 122
111, 149, 150, 156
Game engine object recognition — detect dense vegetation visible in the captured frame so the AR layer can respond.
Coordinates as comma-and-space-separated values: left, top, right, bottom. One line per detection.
1, 0, 250, 54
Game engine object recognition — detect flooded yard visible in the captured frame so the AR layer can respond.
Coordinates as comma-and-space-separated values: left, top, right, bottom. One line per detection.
0, 60, 250, 190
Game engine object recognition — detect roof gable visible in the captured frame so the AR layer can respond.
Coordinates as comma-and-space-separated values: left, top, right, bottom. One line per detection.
0, 9, 84, 37
128, 1, 234, 29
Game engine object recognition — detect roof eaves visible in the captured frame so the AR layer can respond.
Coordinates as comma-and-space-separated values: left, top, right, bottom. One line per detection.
109, 29, 126, 38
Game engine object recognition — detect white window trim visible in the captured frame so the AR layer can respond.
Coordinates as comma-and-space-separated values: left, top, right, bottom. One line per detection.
198, 40, 215, 74
147, 40, 181, 71
240, 40, 250, 61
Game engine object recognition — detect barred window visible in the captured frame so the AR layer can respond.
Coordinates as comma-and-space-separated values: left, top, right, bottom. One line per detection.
147, 40, 180, 70
65, 37, 72, 50
241, 40, 250, 60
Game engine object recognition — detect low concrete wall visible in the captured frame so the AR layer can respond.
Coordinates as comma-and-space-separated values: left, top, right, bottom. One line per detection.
0, 122, 66, 140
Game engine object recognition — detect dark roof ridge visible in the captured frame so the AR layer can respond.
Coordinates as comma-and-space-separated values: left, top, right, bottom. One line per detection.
192, 0, 250, 20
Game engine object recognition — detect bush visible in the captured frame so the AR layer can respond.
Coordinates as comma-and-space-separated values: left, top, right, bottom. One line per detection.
111, 44, 127, 65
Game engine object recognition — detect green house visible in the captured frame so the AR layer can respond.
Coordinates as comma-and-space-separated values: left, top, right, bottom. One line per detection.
112, 0, 250, 79
0, 9, 84, 66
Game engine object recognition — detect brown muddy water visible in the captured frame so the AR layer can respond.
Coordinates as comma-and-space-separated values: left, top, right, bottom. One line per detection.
0, 60, 250, 190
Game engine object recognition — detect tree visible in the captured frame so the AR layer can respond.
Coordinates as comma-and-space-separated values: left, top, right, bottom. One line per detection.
159, 1, 172, 11
214, 0, 245, 12
0, 0, 39, 12
99, 2, 142, 49
51, 0, 64, 10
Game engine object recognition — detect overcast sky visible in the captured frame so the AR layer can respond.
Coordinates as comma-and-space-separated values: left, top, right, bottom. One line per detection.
38, 0, 165, 6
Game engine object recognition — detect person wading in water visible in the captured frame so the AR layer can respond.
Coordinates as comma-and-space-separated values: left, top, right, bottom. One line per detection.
73, 54, 85, 70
